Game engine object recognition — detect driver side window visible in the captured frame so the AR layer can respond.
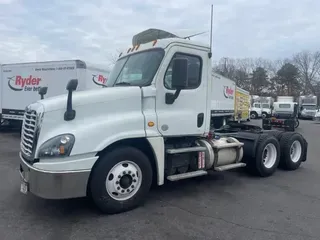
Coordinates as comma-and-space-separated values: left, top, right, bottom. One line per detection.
164, 53, 202, 90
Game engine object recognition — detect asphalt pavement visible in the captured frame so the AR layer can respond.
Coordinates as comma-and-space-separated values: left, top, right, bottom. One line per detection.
1, 120, 320, 240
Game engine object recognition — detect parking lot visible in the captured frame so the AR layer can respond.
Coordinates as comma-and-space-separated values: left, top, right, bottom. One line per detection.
1, 119, 320, 240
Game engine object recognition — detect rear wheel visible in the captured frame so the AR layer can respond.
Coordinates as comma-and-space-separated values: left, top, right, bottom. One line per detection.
262, 112, 268, 119
89, 146, 153, 214
247, 134, 280, 177
279, 132, 305, 170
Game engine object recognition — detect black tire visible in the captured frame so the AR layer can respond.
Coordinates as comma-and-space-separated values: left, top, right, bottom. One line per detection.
261, 112, 268, 119
89, 146, 153, 214
284, 122, 295, 132
250, 112, 258, 119
278, 132, 305, 170
247, 134, 280, 177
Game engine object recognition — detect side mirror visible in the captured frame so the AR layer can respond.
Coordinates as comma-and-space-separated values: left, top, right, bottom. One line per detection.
171, 58, 188, 89
66, 79, 78, 91
38, 86, 48, 100
64, 79, 78, 121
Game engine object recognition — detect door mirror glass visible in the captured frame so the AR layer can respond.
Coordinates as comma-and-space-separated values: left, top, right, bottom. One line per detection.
171, 58, 188, 89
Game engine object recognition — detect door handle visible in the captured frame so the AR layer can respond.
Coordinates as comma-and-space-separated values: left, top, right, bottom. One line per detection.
197, 113, 204, 128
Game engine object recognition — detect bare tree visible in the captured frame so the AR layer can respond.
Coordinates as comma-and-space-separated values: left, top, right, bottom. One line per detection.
293, 51, 320, 94
108, 49, 123, 65
213, 57, 237, 80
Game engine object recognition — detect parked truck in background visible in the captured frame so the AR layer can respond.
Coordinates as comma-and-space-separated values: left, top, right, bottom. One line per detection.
0, 60, 109, 128
263, 95, 299, 131
233, 87, 250, 122
259, 96, 274, 118
298, 95, 317, 119
249, 95, 262, 119
18, 28, 308, 214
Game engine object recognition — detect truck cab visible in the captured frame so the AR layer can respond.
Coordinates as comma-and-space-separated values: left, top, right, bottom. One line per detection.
250, 102, 262, 119
299, 104, 317, 119
261, 103, 272, 118
298, 95, 317, 119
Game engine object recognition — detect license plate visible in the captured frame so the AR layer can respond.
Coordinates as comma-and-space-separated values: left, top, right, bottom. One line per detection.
20, 182, 28, 194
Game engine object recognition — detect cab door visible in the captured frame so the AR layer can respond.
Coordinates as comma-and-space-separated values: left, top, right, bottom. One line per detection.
155, 45, 209, 136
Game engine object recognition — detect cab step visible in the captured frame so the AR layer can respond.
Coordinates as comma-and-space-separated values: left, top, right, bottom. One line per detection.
166, 146, 206, 154
214, 162, 246, 172
167, 170, 208, 181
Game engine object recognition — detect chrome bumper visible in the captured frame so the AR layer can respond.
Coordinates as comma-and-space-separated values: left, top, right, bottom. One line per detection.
19, 153, 91, 199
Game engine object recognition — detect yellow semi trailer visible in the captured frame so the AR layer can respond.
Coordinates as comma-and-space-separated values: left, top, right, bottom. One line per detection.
234, 87, 250, 122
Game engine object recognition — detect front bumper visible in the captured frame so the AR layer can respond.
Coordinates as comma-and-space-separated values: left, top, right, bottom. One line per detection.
314, 116, 320, 123
19, 152, 91, 199
301, 114, 315, 119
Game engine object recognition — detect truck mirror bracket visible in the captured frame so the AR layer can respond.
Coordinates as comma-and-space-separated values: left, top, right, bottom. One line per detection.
165, 89, 181, 104
38, 87, 48, 100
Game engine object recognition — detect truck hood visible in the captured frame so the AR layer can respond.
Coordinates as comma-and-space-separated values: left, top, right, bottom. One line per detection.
37, 86, 142, 113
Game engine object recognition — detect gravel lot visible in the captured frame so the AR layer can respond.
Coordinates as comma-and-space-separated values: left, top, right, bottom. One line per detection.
1, 119, 320, 240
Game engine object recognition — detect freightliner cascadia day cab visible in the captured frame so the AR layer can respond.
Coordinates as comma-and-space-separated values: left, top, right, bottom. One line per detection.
0, 60, 109, 127
18, 28, 308, 214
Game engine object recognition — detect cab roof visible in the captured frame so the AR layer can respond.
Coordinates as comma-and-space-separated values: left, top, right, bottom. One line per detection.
118, 28, 210, 59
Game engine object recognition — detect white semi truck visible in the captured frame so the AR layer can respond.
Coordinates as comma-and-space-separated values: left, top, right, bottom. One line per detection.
0, 60, 109, 128
298, 95, 317, 119
18, 28, 308, 214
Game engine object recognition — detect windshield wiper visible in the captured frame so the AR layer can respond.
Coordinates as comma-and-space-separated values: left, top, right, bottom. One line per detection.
114, 82, 131, 86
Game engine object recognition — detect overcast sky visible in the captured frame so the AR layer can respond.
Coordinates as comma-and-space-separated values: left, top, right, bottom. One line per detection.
0, 0, 319, 66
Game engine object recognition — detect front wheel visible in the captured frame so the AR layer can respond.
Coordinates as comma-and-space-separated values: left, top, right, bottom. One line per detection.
89, 146, 153, 214
250, 112, 258, 119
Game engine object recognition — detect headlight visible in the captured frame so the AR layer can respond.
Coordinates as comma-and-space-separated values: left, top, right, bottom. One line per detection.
38, 134, 75, 158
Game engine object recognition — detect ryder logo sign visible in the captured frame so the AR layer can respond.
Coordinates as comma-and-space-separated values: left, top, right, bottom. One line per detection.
92, 74, 107, 87
223, 86, 234, 99
8, 75, 41, 92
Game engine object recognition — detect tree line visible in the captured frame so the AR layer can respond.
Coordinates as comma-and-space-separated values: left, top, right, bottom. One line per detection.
213, 51, 320, 98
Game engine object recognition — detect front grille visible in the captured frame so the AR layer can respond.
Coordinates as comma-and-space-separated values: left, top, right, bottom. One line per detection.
21, 110, 38, 157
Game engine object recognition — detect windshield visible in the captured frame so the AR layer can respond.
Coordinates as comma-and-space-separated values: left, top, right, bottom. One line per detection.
279, 104, 291, 108
303, 105, 316, 110
262, 104, 269, 108
106, 48, 165, 87
253, 103, 260, 108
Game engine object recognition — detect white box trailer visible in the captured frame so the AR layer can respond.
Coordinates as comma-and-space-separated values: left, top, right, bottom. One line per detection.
276, 96, 294, 102
1, 60, 109, 123
211, 72, 235, 115
211, 72, 235, 128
